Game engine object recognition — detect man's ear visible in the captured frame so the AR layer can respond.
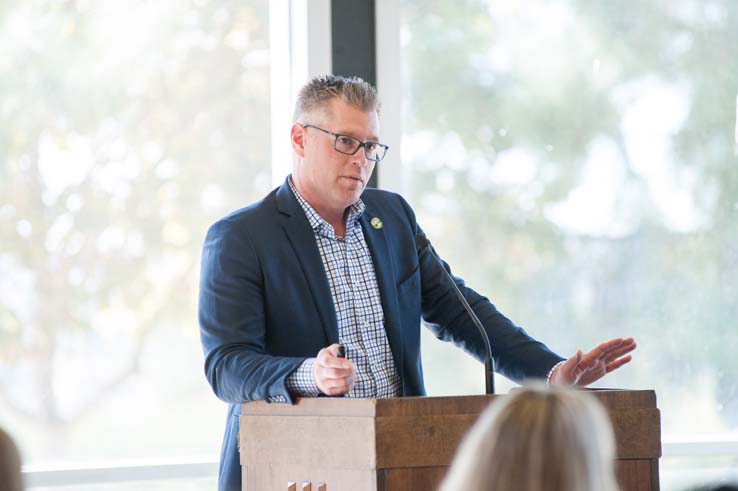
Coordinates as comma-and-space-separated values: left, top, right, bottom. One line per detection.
291, 123, 306, 158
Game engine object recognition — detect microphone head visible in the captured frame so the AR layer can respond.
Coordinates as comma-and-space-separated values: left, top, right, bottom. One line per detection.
414, 233, 430, 251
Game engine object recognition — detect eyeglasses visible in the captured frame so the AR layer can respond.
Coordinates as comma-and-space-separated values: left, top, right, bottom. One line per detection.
303, 124, 389, 163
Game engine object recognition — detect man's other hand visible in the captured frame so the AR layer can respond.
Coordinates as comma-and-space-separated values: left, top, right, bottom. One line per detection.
550, 337, 637, 386
313, 343, 356, 396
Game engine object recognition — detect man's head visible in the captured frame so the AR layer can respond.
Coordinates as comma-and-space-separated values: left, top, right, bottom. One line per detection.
290, 75, 385, 224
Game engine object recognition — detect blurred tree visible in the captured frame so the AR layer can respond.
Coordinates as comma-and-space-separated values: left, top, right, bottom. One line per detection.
402, 0, 738, 431
0, 0, 271, 440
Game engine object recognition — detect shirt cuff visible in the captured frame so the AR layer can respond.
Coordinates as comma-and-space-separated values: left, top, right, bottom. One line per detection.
546, 360, 567, 384
285, 358, 321, 397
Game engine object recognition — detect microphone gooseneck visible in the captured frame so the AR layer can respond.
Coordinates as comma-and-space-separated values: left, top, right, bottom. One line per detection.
414, 233, 495, 395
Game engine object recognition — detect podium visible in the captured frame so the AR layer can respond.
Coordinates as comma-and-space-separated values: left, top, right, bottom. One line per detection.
240, 390, 660, 491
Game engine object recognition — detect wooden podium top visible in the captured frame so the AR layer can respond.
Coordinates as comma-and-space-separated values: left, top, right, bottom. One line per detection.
241, 389, 660, 466
242, 389, 656, 416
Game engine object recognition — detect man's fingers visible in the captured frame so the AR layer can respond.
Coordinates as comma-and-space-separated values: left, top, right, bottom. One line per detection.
320, 385, 348, 396
601, 346, 635, 365
326, 343, 344, 357
591, 338, 625, 357
317, 346, 353, 369
317, 366, 354, 380
581, 338, 636, 365
605, 355, 632, 373
581, 342, 635, 370
602, 340, 637, 363
320, 367, 356, 395
319, 356, 353, 370
585, 338, 622, 359
321, 377, 353, 393
571, 349, 582, 365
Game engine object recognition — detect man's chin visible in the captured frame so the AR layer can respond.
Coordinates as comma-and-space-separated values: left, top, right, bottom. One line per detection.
340, 177, 365, 193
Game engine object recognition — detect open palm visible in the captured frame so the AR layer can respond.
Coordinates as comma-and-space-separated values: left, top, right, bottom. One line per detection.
550, 337, 637, 386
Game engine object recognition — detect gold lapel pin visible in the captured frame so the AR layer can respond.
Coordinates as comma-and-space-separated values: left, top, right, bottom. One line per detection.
370, 217, 383, 229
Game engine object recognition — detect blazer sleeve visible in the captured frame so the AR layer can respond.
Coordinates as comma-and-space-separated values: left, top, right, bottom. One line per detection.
396, 196, 565, 382
198, 218, 305, 404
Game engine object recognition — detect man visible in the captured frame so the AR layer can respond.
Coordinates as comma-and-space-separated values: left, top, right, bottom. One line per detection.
199, 75, 636, 491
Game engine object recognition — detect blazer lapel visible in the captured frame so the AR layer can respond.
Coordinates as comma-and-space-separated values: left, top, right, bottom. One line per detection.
276, 181, 339, 345
360, 205, 405, 385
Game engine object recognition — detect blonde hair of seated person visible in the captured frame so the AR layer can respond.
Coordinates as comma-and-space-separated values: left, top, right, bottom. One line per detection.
0, 427, 23, 491
440, 384, 618, 491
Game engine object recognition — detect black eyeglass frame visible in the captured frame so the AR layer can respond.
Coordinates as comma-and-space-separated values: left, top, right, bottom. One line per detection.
303, 124, 389, 163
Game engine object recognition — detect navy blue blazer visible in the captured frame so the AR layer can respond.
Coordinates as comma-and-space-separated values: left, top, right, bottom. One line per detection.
198, 178, 564, 491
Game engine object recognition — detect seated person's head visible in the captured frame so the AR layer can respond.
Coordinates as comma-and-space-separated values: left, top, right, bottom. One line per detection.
0, 427, 23, 491
441, 384, 618, 491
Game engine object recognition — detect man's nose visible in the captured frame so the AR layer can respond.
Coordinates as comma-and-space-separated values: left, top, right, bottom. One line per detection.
351, 146, 369, 166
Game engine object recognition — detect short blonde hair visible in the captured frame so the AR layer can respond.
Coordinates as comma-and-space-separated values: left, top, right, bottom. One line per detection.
440, 384, 618, 491
293, 74, 380, 123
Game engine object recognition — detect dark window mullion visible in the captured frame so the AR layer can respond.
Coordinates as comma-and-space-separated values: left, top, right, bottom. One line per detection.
331, 0, 379, 188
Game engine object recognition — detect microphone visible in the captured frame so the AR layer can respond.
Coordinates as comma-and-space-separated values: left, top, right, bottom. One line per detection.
414, 234, 495, 394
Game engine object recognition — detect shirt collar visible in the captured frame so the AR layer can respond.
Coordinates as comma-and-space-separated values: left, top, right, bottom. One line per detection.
288, 175, 366, 234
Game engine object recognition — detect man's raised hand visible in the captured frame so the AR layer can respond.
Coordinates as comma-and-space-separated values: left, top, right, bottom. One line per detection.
550, 337, 636, 386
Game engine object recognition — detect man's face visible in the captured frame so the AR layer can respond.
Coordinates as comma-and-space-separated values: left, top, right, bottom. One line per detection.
291, 97, 379, 218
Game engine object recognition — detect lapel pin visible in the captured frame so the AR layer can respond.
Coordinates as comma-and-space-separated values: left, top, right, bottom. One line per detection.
370, 217, 383, 230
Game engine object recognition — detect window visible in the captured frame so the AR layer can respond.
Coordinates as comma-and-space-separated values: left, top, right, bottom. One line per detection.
393, 1, 738, 487
0, 1, 274, 488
